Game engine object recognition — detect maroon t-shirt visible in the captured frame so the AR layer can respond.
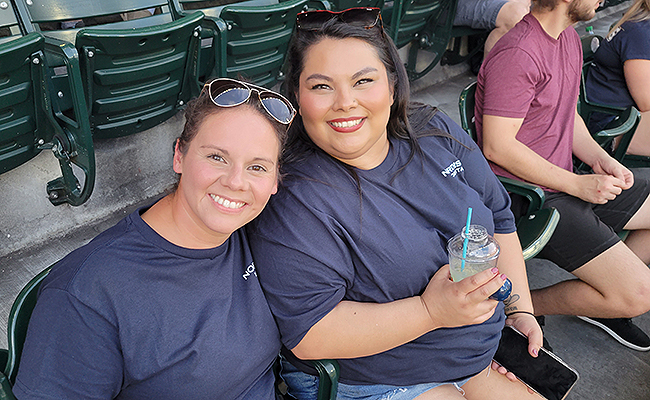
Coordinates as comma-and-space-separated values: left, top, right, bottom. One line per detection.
475, 13, 582, 188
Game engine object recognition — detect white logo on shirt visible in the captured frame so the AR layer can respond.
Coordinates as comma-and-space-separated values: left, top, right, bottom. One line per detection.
441, 159, 464, 177
242, 262, 257, 280
607, 26, 621, 42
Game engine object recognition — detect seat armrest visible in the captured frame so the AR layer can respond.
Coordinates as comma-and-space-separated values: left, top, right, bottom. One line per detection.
580, 98, 628, 117
595, 106, 640, 139
311, 359, 340, 400
0, 371, 17, 400
40, 37, 96, 206
497, 176, 546, 215
517, 208, 560, 260
602, 106, 641, 162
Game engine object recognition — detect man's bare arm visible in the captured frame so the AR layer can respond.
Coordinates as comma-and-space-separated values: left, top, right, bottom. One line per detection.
482, 113, 628, 204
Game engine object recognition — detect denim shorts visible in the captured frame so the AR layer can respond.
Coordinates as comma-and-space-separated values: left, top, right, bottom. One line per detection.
280, 359, 471, 400
453, 0, 509, 29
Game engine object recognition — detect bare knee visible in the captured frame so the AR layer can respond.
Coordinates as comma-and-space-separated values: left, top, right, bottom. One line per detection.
603, 273, 650, 317
620, 279, 650, 317
572, 241, 650, 317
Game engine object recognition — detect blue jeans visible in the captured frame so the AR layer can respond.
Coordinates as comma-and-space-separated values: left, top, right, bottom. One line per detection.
281, 359, 471, 400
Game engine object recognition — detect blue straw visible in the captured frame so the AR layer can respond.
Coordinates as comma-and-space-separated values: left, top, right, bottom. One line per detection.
461, 207, 473, 272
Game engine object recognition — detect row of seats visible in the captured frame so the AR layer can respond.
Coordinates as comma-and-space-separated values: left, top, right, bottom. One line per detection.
1, 0, 629, 209
1, 0, 485, 207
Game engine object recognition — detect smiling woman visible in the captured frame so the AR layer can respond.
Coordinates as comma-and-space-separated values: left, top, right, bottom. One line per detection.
248, 7, 544, 400
297, 38, 393, 169
147, 106, 281, 248
12, 79, 293, 400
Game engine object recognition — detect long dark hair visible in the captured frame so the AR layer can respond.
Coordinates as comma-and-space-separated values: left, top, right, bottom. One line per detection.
282, 16, 444, 178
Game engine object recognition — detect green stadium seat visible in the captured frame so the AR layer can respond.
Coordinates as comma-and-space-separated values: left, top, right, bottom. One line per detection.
13, 0, 203, 139
0, 0, 22, 44
179, 0, 308, 88
311, 359, 339, 400
597, 0, 627, 12
218, 0, 308, 87
441, 25, 488, 68
0, 266, 51, 400
459, 81, 560, 260
305, 0, 385, 11
176, 0, 281, 82
383, 0, 459, 81
581, 32, 603, 63
577, 61, 647, 170
1, 3, 95, 206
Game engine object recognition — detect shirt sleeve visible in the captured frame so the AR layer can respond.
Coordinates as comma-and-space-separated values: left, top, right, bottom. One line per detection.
248, 189, 353, 350
429, 111, 516, 234
618, 22, 650, 63
13, 288, 123, 400
481, 47, 539, 119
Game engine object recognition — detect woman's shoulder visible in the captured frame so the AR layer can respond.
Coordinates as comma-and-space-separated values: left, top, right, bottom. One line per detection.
43, 213, 138, 294
282, 150, 358, 192
612, 19, 650, 43
410, 104, 475, 148
622, 18, 650, 32
258, 154, 361, 232
607, 19, 650, 58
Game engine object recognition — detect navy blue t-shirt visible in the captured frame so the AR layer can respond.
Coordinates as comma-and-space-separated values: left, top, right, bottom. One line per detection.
585, 19, 650, 131
248, 110, 515, 386
14, 206, 281, 400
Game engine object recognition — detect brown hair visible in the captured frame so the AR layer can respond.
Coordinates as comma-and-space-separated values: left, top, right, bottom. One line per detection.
177, 83, 288, 157
171, 80, 290, 190
531, 0, 560, 12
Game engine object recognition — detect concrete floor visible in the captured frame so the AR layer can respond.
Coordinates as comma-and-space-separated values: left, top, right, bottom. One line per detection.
3, 4, 649, 399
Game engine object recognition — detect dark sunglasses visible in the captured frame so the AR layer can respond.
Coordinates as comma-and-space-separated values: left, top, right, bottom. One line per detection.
203, 78, 296, 125
296, 7, 383, 31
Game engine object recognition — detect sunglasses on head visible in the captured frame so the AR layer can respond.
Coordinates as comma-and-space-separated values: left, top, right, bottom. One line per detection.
203, 78, 296, 125
296, 7, 383, 31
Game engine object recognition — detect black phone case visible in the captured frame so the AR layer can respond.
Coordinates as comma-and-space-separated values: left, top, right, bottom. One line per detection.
493, 326, 579, 400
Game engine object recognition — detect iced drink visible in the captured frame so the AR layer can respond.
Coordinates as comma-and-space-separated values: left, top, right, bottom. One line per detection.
447, 224, 511, 301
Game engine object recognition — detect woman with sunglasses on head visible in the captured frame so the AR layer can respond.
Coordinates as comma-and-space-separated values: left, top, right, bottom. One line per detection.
248, 8, 543, 400
13, 79, 295, 400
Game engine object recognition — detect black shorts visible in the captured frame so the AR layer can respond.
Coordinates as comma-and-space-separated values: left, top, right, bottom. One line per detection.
510, 177, 650, 272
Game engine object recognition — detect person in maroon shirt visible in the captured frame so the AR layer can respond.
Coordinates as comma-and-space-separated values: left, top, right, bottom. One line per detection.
476, 0, 650, 351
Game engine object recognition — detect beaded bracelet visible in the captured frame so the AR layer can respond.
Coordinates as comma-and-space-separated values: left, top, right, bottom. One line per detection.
505, 310, 535, 317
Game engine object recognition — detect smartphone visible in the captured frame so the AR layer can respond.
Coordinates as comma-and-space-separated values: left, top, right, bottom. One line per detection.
493, 325, 579, 400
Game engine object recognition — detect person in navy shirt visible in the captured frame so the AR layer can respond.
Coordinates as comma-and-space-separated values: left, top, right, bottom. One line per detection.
14, 79, 295, 400
248, 8, 543, 400
585, 0, 650, 156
